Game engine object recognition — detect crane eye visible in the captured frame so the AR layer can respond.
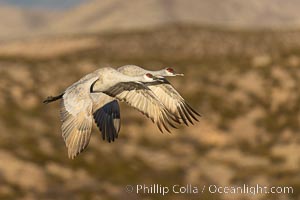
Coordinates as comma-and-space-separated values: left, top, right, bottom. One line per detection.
146, 73, 153, 78
166, 68, 174, 72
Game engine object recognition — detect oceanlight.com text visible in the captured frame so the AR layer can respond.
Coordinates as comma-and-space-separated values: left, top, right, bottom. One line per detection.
125, 184, 294, 196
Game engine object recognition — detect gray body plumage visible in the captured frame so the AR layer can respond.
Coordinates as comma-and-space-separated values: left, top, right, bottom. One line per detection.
118, 65, 167, 76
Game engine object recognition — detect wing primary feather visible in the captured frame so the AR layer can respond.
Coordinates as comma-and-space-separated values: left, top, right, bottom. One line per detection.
186, 103, 202, 117
104, 116, 111, 142
99, 117, 106, 139
93, 110, 105, 140
104, 82, 181, 133
108, 114, 115, 142
178, 106, 188, 126
161, 113, 171, 133
184, 103, 199, 121
147, 80, 201, 125
157, 120, 163, 133
181, 104, 194, 125
165, 115, 178, 129
163, 108, 178, 129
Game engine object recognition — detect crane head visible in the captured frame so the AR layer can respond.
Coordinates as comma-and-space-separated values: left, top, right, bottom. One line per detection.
143, 73, 161, 82
164, 67, 184, 76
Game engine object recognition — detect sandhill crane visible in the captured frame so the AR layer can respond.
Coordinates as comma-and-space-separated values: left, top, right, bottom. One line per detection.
121, 65, 200, 124
107, 65, 200, 124
89, 65, 201, 143
44, 67, 179, 159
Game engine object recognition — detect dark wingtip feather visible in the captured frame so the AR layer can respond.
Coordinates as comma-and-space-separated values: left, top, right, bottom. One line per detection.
172, 114, 181, 124
167, 119, 178, 129
93, 101, 120, 142
157, 121, 164, 133
186, 107, 200, 122
161, 116, 171, 133
93, 110, 106, 140
178, 106, 189, 126
186, 103, 201, 117
181, 104, 194, 125
166, 112, 180, 129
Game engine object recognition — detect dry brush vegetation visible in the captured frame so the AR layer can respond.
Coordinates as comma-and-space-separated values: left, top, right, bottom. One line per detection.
0, 25, 299, 200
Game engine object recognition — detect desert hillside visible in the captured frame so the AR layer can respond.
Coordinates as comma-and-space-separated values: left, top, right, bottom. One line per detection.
0, 25, 299, 199
0, 1, 300, 200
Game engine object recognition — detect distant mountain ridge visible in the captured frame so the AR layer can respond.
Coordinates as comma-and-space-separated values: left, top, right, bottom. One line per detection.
1, 0, 300, 40
47, 0, 300, 34
0, 5, 49, 40
0, 0, 83, 9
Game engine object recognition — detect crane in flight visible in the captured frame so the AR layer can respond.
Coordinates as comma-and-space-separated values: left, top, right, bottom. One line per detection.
94, 65, 201, 142
44, 66, 200, 158
44, 67, 179, 158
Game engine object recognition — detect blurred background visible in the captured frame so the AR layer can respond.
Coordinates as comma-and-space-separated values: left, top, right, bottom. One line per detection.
0, 0, 299, 199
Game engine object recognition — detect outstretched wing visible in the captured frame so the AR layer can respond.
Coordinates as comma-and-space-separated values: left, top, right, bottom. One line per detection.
103, 82, 179, 133
146, 79, 201, 125
60, 84, 94, 159
93, 100, 121, 142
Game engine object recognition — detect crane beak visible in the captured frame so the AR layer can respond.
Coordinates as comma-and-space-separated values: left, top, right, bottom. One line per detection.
172, 69, 184, 76
153, 76, 164, 82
